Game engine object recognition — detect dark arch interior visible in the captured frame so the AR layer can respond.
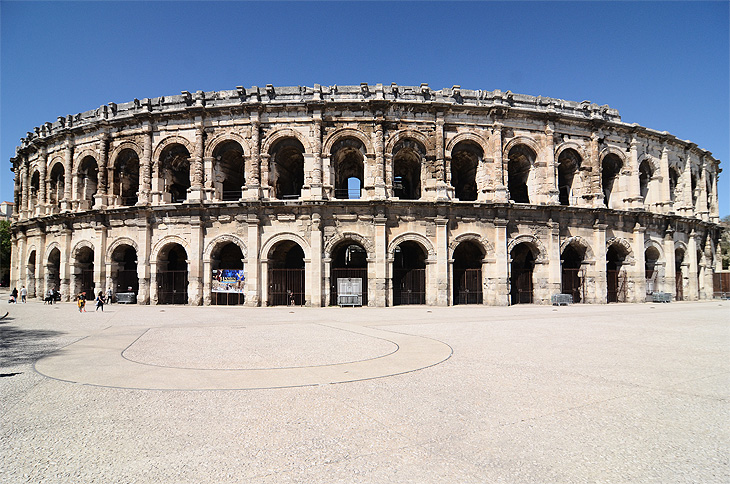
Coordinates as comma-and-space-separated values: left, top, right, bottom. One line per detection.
271, 139, 304, 200
112, 245, 138, 295
47, 247, 61, 294
159, 145, 190, 203
510, 243, 535, 304
269, 241, 305, 305
561, 244, 584, 302
78, 156, 99, 204
602, 154, 622, 206
675, 248, 685, 301
393, 240, 426, 305
668, 166, 680, 202
214, 141, 246, 201
158, 244, 188, 304
558, 149, 581, 205
30, 171, 40, 203
508, 145, 534, 203
212, 242, 245, 306
330, 242, 368, 306
114, 149, 140, 206
453, 241, 483, 304
331, 139, 365, 199
75, 246, 95, 296
451, 142, 480, 201
49, 163, 65, 206
606, 244, 627, 303
393, 140, 423, 200
639, 160, 654, 200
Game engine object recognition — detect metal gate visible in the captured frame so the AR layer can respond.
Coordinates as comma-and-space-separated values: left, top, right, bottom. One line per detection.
269, 268, 305, 306
562, 268, 585, 303
116, 269, 139, 294
393, 268, 425, 305
607, 270, 627, 303
454, 268, 482, 305
331, 268, 367, 306
675, 271, 683, 301
158, 270, 188, 304
511, 270, 533, 304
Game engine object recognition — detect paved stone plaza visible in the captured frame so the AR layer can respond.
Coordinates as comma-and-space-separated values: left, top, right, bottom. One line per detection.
1, 293, 728, 483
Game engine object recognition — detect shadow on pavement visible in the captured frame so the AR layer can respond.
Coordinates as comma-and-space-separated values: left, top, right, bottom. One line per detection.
0, 324, 65, 368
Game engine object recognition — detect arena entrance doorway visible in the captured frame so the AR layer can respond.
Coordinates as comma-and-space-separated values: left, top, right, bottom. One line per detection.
112, 245, 138, 297
606, 245, 628, 303
453, 241, 482, 305
157, 244, 188, 304
74, 246, 95, 297
268, 241, 305, 306
510, 243, 534, 304
561, 244, 584, 303
393, 241, 426, 305
675, 248, 685, 301
330, 242, 368, 306
46, 248, 61, 297
211, 242, 245, 305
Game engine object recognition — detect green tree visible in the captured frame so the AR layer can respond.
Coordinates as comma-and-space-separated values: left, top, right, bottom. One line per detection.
0, 219, 10, 286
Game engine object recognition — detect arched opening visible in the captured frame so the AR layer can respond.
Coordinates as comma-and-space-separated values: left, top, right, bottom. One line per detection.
30, 171, 40, 208
113, 149, 140, 206
157, 244, 188, 304
159, 144, 190, 203
211, 242, 246, 306
451, 142, 480, 201
645, 246, 661, 296
393, 241, 426, 305
606, 244, 628, 302
561, 244, 585, 303
602, 153, 622, 208
213, 141, 245, 201
507, 144, 534, 203
270, 139, 304, 200
453, 241, 483, 304
268, 241, 305, 305
74, 246, 94, 297
639, 160, 654, 202
510, 242, 535, 304
331, 139, 365, 199
668, 166, 680, 203
77, 156, 98, 208
392, 140, 423, 200
49, 163, 65, 209
46, 247, 61, 298
675, 248, 685, 301
330, 242, 368, 306
557, 148, 582, 206
691, 171, 698, 207
111, 244, 138, 297
27, 251, 36, 298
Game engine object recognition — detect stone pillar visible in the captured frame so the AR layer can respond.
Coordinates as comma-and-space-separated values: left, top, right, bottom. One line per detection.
94, 133, 109, 209
38, 147, 48, 216
203, 258, 212, 305
138, 123, 152, 205
626, 134, 640, 210
187, 124, 205, 202
246, 114, 262, 199
62, 137, 74, 211
593, 222, 608, 303
137, 217, 152, 305
94, 225, 107, 299
373, 117, 386, 198
632, 223, 646, 302
20, 159, 29, 218
323, 257, 332, 307
697, 157, 709, 221
60, 227, 72, 300
374, 214, 388, 306
37, 230, 47, 299
260, 154, 271, 199
659, 143, 671, 213
590, 132, 603, 207
489, 219, 509, 305
245, 215, 261, 306
188, 216, 203, 305
15, 233, 26, 292
687, 230, 699, 301
434, 113, 450, 201
544, 122, 559, 205
663, 228, 676, 298
679, 150, 694, 217
309, 213, 323, 306
310, 112, 324, 200
493, 123, 508, 202
548, 220, 561, 297
435, 216, 449, 306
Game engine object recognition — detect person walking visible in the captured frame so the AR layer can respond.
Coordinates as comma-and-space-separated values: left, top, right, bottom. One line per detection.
95, 291, 105, 312
106, 287, 113, 305
20, 286, 27, 303
9, 287, 18, 303
77, 292, 86, 313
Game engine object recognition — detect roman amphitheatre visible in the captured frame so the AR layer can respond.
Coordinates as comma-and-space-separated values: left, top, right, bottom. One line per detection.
7, 83, 722, 306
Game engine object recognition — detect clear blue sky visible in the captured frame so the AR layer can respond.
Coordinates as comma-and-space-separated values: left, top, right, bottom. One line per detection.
2, 1, 728, 217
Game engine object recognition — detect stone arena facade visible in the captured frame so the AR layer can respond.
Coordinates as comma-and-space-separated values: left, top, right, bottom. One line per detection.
8, 83, 723, 306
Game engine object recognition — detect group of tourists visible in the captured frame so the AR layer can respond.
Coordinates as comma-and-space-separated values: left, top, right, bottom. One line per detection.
8, 286, 116, 312
8, 286, 26, 303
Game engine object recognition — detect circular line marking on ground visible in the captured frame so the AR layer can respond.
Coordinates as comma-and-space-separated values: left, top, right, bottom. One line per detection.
34, 322, 453, 390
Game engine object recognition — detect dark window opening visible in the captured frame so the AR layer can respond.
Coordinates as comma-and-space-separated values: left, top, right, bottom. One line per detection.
214, 141, 245, 201
508, 145, 534, 203
602, 153, 622, 207
159, 145, 190, 203
271, 139, 304, 200
332, 139, 365, 199
558, 149, 581, 206
451, 142, 480, 201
